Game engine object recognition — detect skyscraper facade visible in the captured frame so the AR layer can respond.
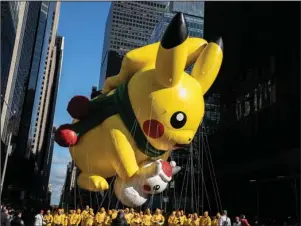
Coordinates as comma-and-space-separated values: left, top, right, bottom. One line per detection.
203, 1, 300, 218
35, 36, 64, 206
1, 2, 62, 209
1, 1, 41, 144
148, 2, 204, 44
99, 1, 167, 86
16, 2, 54, 158
1, 2, 20, 101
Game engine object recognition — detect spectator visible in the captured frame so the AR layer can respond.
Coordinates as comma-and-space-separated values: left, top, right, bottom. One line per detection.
240, 215, 250, 226
11, 211, 25, 226
8, 209, 14, 222
111, 211, 128, 226
34, 210, 45, 226
1, 208, 10, 226
233, 217, 241, 226
219, 210, 231, 226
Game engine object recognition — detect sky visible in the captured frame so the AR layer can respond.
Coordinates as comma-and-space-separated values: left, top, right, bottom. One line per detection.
49, 2, 111, 205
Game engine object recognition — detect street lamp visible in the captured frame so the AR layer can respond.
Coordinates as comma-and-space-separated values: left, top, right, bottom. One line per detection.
0, 95, 16, 199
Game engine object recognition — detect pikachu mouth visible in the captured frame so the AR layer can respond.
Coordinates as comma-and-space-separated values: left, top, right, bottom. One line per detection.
173, 143, 191, 149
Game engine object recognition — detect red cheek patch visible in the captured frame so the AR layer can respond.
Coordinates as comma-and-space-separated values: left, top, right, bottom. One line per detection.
143, 120, 164, 139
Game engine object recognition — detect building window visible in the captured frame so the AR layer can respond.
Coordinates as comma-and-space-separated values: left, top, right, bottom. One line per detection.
271, 83, 276, 103
236, 100, 242, 120
244, 94, 251, 116
258, 84, 263, 109
254, 89, 258, 111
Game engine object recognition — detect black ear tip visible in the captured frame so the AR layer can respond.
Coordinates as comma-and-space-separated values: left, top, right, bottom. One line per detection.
174, 12, 185, 21
212, 37, 223, 51
161, 12, 188, 49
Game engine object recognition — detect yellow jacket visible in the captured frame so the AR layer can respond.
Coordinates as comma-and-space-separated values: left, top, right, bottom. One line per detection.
81, 210, 89, 222
69, 213, 79, 225
143, 214, 152, 226
111, 211, 118, 220
125, 213, 133, 224
131, 217, 142, 226
62, 214, 68, 226
151, 214, 165, 225
43, 214, 53, 226
95, 212, 106, 225
191, 218, 199, 226
184, 218, 192, 226
53, 214, 63, 225
75, 213, 82, 226
86, 213, 95, 226
104, 216, 112, 226
211, 218, 219, 226
200, 217, 211, 226
168, 216, 176, 226
173, 217, 184, 225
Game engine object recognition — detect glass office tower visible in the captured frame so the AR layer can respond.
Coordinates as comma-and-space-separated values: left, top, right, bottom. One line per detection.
148, 2, 204, 44
99, 1, 168, 87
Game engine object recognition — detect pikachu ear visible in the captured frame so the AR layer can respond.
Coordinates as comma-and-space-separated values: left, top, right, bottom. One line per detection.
191, 37, 223, 95
155, 12, 188, 87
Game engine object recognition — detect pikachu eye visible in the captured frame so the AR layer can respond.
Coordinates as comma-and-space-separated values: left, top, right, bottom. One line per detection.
170, 111, 187, 129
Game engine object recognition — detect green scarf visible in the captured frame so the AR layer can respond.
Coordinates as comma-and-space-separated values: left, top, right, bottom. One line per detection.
71, 81, 166, 158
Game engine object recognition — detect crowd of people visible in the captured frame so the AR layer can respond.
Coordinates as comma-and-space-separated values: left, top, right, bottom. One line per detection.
1, 204, 252, 226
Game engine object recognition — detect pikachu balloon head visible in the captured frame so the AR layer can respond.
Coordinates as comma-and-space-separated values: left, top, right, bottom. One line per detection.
109, 12, 223, 151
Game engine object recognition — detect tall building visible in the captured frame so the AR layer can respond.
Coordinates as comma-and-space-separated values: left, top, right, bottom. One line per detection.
99, 1, 167, 86
1, 2, 20, 101
60, 161, 76, 209
30, 33, 64, 208
148, 2, 204, 44
1, 2, 62, 209
203, 2, 300, 219
1, 1, 41, 144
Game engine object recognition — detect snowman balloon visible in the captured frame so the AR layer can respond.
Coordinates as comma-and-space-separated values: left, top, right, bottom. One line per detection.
114, 160, 181, 207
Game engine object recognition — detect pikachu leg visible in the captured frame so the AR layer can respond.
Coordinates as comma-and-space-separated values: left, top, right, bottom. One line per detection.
110, 129, 139, 180
78, 173, 109, 191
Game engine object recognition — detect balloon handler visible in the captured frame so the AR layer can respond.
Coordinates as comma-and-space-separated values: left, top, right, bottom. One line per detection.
54, 12, 223, 207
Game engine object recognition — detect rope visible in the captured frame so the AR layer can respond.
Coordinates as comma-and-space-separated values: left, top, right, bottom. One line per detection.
203, 126, 223, 211
95, 192, 100, 211
197, 128, 201, 213
202, 127, 219, 211
190, 144, 194, 212
199, 128, 212, 213
201, 128, 204, 214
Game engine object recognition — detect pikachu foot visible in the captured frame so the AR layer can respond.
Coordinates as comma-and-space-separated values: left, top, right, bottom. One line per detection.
78, 173, 109, 192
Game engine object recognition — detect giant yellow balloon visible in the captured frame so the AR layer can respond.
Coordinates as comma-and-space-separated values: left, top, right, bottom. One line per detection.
54, 12, 223, 205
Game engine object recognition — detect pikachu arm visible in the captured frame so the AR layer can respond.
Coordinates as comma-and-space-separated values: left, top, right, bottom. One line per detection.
135, 151, 170, 177
102, 38, 207, 93
110, 129, 139, 180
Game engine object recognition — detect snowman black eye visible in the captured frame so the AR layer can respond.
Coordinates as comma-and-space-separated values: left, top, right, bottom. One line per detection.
153, 185, 160, 191
170, 111, 187, 129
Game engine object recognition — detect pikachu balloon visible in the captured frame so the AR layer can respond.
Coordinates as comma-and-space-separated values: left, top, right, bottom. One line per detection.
55, 12, 223, 205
